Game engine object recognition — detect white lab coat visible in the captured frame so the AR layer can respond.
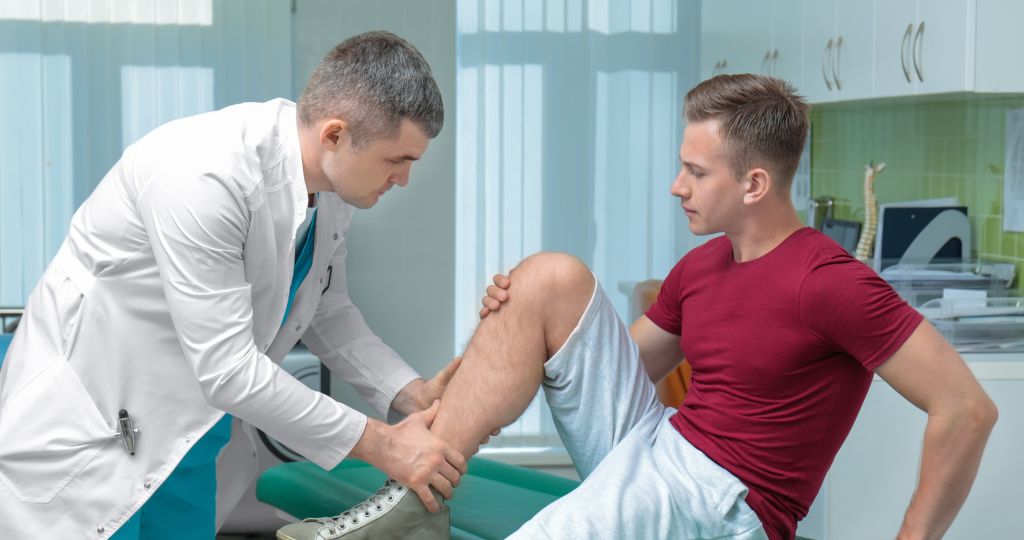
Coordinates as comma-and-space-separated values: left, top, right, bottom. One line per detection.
0, 99, 420, 538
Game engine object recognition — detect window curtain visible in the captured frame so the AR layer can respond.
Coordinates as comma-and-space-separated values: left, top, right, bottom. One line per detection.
455, 0, 701, 450
0, 0, 291, 305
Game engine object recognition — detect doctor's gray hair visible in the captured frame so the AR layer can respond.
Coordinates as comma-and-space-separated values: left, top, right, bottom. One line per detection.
298, 31, 443, 147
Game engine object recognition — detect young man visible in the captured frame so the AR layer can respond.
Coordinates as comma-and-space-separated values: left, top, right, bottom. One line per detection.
281, 75, 997, 540
0, 32, 470, 539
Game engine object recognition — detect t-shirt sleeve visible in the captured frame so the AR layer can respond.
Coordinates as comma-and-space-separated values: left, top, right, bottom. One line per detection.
645, 257, 686, 335
799, 258, 924, 371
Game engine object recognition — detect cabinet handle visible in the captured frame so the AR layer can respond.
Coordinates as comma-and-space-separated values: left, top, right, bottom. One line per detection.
822, 38, 834, 91
832, 36, 843, 90
771, 49, 779, 77
900, 23, 913, 83
912, 21, 925, 82
761, 50, 771, 74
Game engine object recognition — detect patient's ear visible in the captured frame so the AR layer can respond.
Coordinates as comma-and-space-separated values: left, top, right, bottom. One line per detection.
742, 167, 772, 205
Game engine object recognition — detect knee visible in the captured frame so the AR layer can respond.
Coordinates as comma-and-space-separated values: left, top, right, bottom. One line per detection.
510, 252, 594, 303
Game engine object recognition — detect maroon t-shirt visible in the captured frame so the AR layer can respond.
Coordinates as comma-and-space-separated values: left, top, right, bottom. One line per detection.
645, 228, 922, 540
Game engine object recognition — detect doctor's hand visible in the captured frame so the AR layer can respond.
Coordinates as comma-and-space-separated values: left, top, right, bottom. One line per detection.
352, 402, 466, 512
417, 356, 463, 409
395, 358, 502, 444
392, 356, 462, 417
479, 273, 511, 319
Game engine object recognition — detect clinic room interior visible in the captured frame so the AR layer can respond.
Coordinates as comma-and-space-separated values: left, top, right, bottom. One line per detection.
0, 1, 1021, 539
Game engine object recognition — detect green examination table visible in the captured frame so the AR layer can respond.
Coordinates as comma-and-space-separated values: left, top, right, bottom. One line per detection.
256, 457, 578, 539
257, 458, 815, 539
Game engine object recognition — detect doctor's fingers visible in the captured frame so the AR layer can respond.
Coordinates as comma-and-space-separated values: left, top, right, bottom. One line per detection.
478, 427, 502, 446
444, 445, 468, 475
436, 458, 462, 489
414, 484, 443, 513
431, 471, 456, 501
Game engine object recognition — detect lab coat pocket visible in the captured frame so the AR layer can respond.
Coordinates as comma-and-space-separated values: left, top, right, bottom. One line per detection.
0, 356, 112, 503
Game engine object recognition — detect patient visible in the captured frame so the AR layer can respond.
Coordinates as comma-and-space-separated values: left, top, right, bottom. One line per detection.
278, 74, 997, 540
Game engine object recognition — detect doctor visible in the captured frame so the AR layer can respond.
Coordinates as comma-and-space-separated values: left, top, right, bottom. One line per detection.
0, 31, 467, 539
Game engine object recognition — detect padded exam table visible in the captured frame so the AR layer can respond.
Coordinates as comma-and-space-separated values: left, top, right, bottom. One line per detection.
257, 458, 814, 539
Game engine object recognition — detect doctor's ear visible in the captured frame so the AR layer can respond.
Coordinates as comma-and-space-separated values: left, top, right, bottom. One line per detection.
742, 167, 772, 205
319, 119, 350, 150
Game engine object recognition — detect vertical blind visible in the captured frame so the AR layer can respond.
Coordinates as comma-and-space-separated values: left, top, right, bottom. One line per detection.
455, 0, 701, 451
0, 0, 291, 306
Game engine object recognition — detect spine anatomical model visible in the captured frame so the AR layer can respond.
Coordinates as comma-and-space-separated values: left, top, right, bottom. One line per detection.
855, 161, 886, 263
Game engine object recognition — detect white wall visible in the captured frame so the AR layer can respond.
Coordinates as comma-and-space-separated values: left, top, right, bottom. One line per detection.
293, 0, 458, 415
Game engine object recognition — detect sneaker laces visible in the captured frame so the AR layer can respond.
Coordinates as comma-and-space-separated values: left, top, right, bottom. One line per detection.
309, 480, 407, 534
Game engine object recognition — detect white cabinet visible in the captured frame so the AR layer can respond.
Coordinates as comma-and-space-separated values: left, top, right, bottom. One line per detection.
701, 0, 1024, 101
974, 0, 1024, 92
820, 355, 1024, 539
771, 0, 805, 87
802, 0, 874, 103
872, 0, 917, 97
731, 1, 775, 76
700, 0, 741, 80
873, 0, 975, 98
915, 0, 974, 94
701, 0, 772, 79
700, 0, 803, 89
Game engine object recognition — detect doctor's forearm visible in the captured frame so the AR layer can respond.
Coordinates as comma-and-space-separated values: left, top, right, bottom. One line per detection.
390, 378, 427, 417
897, 400, 997, 539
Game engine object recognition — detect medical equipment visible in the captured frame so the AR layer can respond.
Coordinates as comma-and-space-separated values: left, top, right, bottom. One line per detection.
880, 261, 1016, 307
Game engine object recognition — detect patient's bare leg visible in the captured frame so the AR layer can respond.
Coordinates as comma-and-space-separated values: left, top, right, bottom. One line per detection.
430, 252, 595, 460
274, 253, 596, 540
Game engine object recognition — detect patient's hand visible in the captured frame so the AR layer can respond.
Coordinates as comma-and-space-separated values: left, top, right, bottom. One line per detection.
479, 273, 511, 318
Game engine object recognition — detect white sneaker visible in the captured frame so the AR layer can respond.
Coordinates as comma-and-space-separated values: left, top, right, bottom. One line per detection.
276, 480, 449, 540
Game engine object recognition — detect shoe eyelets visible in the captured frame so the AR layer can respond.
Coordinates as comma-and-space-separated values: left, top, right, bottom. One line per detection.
363, 511, 371, 518
375, 505, 383, 511
352, 518, 359, 525
387, 496, 394, 502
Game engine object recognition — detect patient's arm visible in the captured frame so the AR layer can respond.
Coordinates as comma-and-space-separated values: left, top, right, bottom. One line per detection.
875, 320, 998, 540
629, 316, 684, 383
